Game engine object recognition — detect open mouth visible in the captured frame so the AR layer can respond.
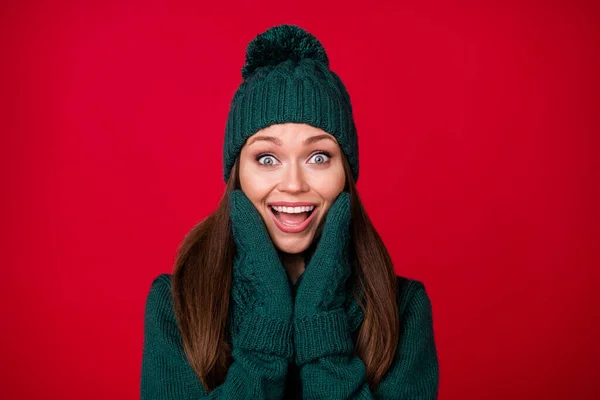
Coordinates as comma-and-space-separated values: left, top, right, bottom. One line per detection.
268, 205, 317, 233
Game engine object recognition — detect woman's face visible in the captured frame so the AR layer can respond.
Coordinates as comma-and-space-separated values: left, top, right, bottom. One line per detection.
238, 123, 346, 254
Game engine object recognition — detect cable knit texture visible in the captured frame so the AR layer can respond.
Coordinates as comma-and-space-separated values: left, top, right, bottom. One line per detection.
141, 273, 439, 399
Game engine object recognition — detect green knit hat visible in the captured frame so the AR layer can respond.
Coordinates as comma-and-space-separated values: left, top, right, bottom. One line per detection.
223, 24, 359, 182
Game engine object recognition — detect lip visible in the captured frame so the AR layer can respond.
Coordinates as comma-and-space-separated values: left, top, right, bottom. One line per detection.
268, 201, 317, 207
268, 204, 318, 234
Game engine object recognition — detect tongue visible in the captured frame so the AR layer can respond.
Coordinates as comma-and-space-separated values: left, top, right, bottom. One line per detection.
278, 212, 309, 226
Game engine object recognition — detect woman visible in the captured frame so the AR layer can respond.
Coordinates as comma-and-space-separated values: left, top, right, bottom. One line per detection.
141, 24, 439, 399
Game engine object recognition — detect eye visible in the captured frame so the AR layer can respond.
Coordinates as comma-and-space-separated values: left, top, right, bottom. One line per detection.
308, 152, 331, 164
256, 154, 279, 166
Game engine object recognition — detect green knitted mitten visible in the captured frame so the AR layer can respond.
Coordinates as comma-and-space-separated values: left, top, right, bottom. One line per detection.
293, 191, 354, 365
229, 189, 294, 359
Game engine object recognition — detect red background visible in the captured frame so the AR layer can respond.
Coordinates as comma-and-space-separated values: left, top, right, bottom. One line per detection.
2, 1, 599, 399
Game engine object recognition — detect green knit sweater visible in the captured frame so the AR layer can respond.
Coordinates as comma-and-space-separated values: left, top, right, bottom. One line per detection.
141, 273, 439, 399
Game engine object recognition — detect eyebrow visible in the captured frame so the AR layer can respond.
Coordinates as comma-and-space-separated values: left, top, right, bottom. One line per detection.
248, 134, 336, 146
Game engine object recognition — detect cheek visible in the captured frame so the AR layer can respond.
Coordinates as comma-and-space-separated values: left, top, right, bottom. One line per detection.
306, 166, 346, 203
238, 161, 273, 204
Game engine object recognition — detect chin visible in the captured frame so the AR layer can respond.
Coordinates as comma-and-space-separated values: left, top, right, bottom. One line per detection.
271, 234, 314, 255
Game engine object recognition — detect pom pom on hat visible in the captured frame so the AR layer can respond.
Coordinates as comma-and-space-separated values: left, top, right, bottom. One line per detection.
241, 24, 330, 80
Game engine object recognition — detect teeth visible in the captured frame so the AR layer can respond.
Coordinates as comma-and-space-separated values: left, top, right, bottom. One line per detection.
271, 205, 315, 214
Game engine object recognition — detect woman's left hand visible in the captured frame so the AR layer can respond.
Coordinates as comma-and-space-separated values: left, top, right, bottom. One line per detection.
294, 191, 352, 319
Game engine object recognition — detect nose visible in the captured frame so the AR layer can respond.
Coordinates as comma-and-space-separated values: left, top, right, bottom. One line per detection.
278, 161, 309, 194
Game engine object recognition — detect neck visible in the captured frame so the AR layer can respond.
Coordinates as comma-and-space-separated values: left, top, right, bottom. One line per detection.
278, 251, 305, 285
276, 238, 319, 285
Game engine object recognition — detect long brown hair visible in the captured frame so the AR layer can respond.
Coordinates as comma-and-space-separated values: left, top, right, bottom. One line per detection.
172, 153, 399, 392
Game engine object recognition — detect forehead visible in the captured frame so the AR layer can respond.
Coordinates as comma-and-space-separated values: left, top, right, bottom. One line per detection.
242, 122, 339, 151
257, 123, 330, 138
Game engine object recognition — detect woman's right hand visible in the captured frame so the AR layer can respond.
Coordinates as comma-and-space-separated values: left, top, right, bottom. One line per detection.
228, 189, 293, 321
